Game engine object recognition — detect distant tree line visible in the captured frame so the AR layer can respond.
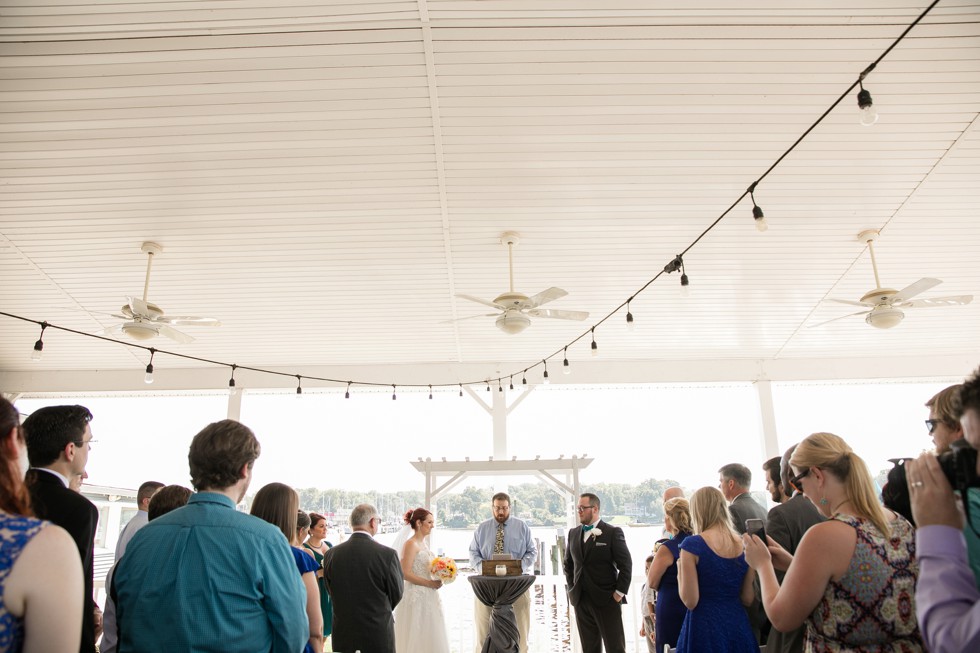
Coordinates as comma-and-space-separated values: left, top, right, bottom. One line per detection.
294, 478, 682, 527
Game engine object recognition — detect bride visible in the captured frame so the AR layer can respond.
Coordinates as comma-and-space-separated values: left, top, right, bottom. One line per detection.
393, 507, 450, 653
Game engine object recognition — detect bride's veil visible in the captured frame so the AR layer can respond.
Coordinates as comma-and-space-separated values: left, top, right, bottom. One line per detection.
392, 523, 415, 558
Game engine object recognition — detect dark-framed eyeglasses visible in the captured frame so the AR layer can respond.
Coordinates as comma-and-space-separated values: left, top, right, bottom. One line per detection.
925, 419, 941, 434
576, 505, 595, 513
789, 468, 811, 492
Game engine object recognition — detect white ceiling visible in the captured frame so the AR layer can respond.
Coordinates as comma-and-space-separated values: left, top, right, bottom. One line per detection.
2, 0, 979, 393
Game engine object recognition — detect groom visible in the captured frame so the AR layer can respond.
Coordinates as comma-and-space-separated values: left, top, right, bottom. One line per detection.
323, 504, 404, 653
564, 493, 632, 653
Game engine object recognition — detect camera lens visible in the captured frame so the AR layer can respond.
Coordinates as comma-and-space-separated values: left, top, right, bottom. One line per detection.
937, 446, 980, 491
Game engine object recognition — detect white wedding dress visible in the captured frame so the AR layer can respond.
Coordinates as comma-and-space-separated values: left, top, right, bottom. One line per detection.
393, 542, 450, 653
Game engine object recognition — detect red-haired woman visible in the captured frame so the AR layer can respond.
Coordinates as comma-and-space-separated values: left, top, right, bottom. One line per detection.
0, 397, 84, 652
392, 507, 449, 652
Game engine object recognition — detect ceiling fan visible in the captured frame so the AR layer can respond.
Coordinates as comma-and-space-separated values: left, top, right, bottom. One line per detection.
811, 230, 972, 329
452, 232, 589, 334
93, 242, 221, 343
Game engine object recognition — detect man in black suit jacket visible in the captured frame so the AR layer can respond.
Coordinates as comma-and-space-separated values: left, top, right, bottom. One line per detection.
323, 503, 403, 653
564, 493, 632, 653
23, 405, 100, 653
765, 445, 825, 653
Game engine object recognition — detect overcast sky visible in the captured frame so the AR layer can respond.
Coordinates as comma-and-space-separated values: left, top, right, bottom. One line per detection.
16, 379, 951, 499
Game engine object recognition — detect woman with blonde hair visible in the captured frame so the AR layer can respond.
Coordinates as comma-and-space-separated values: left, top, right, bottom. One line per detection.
744, 432, 923, 651
646, 497, 694, 652
675, 487, 757, 652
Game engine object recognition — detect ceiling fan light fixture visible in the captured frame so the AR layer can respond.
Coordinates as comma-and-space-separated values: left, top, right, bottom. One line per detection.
122, 322, 160, 341
866, 306, 904, 329
495, 311, 531, 334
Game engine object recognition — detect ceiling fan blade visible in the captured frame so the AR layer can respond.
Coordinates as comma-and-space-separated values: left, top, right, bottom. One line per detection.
526, 287, 568, 308
158, 324, 195, 344
456, 294, 504, 310
899, 294, 974, 308
440, 313, 499, 324
824, 298, 872, 308
526, 308, 589, 321
126, 295, 151, 317
807, 311, 870, 329
99, 324, 126, 337
891, 278, 942, 303
156, 315, 222, 327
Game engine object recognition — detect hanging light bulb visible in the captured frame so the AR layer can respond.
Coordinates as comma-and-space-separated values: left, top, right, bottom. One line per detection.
31, 322, 47, 361
590, 328, 598, 357
680, 259, 691, 298
498, 380, 503, 393
857, 82, 878, 126
295, 376, 303, 397
345, 382, 351, 399
392, 385, 397, 401
625, 301, 635, 332
144, 349, 156, 384
459, 383, 463, 397
429, 385, 433, 400
563, 347, 571, 375
749, 183, 768, 232
228, 365, 238, 396
485, 381, 490, 392
522, 371, 527, 386
509, 375, 514, 390
542, 360, 550, 385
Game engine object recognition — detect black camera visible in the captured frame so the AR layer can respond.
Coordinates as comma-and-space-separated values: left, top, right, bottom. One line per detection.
938, 443, 980, 491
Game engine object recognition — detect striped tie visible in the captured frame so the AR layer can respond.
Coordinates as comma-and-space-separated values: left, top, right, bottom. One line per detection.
494, 522, 505, 555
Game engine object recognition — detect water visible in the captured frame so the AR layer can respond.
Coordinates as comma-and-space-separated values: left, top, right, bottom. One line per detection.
331, 524, 666, 653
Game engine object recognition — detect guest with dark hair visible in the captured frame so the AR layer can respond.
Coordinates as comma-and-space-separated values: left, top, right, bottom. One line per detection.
303, 511, 334, 643
647, 497, 693, 652
102, 485, 192, 653
744, 432, 923, 652
0, 397, 84, 653
763, 457, 789, 504
22, 404, 100, 653
763, 444, 824, 653
114, 420, 307, 652
881, 458, 915, 527
251, 483, 324, 653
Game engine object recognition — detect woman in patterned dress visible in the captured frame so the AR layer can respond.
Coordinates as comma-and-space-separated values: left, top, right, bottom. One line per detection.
744, 432, 924, 652
0, 397, 84, 652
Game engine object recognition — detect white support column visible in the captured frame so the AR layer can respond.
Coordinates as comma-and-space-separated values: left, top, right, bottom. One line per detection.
227, 389, 243, 421
755, 380, 780, 458
491, 388, 507, 459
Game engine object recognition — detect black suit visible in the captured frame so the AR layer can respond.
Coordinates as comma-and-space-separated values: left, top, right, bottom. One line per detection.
765, 495, 825, 653
27, 469, 99, 653
563, 520, 632, 653
323, 531, 403, 653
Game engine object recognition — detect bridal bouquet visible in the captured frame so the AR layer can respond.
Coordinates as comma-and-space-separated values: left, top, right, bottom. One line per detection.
430, 556, 458, 584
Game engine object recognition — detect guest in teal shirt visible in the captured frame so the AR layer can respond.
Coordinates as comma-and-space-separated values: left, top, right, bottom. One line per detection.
114, 420, 308, 653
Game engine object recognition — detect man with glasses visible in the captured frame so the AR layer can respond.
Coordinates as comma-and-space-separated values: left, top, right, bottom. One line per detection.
764, 444, 824, 653
324, 503, 404, 653
564, 493, 632, 653
23, 405, 101, 653
469, 492, 537, 653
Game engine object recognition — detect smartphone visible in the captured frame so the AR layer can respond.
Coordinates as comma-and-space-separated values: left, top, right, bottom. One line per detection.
745, 518, 766, 543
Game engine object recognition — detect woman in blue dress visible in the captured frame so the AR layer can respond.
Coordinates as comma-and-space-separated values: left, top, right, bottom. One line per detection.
250, 483, 324, 653
646, 496, 693, 652
675, 486, 758, 653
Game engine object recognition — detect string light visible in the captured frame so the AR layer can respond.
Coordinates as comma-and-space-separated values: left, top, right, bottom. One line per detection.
485, 380, 491, 392
392, 384, 397, 401
228, 364, 238, 396
509, 375, 514, 390
31, 322, 47, 361
563, 347, 571, 375
590, 328, 598, 357
429, 384, 433, 400
295, 375, 302, 396
144, 349, 155, 384
345, 381, 351, 399
498, 379, 503, 392
665, 255, 690, 297
459, 383, 463, 397
749, 182, 768, 232
626, 300, 634, 332
542, 360, 550, 385
522, 371, 527, 386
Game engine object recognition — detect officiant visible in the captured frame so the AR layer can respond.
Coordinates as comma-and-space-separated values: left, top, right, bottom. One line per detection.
468, 492, 537, 653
